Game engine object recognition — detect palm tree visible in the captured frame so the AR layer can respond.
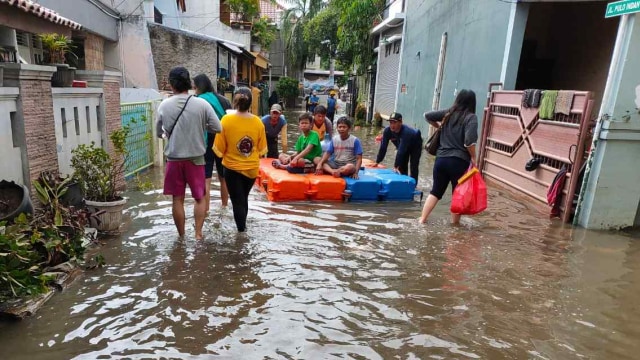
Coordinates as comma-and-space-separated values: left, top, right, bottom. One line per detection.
280, 0, 324, 80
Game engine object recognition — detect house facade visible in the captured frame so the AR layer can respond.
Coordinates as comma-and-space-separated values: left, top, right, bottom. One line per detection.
394, 0, 640, 229
370, 0, 406, 120
149, 0, 270, 93
0, 0, 121, 191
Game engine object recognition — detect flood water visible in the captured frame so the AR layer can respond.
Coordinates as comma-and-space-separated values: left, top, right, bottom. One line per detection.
1, 114, 639, 359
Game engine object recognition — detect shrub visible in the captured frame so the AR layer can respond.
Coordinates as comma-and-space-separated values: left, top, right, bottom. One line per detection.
39, 33, 75, 64
373, 111, 383, 127
1, 174, 98, 301
355, 103, 367, 126
276, 76, 300, 102
71, 127, 130, 202
0, 215, 52, 300
251, 16, 277, 49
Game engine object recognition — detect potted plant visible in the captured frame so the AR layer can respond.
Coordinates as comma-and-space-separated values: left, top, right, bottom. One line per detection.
217, 77, 229, 93
0, 180, 33, 222
39, 33, 76, 87
226, 0, 260, 25
70, 126, 130, 232
251, 16, 276, 52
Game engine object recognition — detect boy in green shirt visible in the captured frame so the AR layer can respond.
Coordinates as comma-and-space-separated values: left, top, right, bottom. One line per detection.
273, 112, 322, 173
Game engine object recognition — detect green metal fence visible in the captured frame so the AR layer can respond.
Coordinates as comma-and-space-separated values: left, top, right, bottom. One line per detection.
121, 101, 155, 178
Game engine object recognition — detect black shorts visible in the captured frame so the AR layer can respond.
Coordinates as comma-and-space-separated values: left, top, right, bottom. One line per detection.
205, 153, 223, 179
204, 133, 224, 179
430, 156, 470, 200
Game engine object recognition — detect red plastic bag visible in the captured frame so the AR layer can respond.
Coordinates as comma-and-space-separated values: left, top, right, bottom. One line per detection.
450, 167, 487, 215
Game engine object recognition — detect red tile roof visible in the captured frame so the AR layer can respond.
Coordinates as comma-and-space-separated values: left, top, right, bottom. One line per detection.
0, 0, 83, 30
260, 0, 285, 22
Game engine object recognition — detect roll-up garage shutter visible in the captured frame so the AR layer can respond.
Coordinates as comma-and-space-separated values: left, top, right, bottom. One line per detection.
373, 28, 402, 117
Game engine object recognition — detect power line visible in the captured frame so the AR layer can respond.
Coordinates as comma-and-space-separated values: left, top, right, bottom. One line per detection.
193, 17, 221, 33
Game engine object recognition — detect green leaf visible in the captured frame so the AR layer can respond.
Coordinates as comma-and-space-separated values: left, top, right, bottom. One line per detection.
34, 180, 50, 205
54, 210, 63, 227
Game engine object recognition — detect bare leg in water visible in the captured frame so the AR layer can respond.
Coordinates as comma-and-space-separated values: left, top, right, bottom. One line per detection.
219, 175, 229, 207
172, 196, 206, 240
205, 175, 229, 215
418, 194, 439, 224
205, 177, 212, 215
194, 197, 206, 240
172, 196, 186, 237
419, 194, 461, 225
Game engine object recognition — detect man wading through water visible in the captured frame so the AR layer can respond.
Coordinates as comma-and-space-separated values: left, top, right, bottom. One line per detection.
156, 67, 222, 240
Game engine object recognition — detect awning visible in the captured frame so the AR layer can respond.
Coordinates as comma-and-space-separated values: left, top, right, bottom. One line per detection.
0, 0, 83, 30
371, 13, 404, 35
304, 69, 345, 76
251, 52, 269, 69
221, 42, 243, 54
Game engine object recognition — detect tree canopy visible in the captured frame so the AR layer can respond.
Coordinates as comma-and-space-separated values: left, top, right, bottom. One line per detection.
334, 0, 386, 74
280, 0, 325, 77
280, 0, 386, 76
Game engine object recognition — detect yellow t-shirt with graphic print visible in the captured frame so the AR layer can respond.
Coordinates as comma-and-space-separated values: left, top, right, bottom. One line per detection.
213, 112, 267, 179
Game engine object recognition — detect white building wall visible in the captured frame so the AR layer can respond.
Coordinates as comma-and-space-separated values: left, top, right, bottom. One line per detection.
154, 0, 250, 47
0, 88, 24, 184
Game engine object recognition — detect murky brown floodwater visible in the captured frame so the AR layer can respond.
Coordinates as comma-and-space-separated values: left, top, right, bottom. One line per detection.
1, 112, 639, 359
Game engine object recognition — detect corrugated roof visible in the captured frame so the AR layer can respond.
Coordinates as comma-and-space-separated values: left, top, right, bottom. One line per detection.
0, 0, 83, 30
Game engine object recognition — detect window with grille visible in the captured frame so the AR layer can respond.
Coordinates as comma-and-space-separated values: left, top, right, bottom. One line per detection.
30, 33, 43, 64
16, 31, 29, 46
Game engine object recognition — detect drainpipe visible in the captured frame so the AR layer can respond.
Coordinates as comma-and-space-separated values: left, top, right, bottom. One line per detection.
574, 14, 636, 227
119, 19, 126, 88
393, 15, 407, 117
429, 32, 447, 136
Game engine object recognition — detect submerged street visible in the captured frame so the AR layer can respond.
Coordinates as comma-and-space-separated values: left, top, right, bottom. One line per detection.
1, 120, 639, 359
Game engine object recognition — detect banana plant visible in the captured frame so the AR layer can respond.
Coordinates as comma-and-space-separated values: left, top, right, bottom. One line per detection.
34, 172, 73, 227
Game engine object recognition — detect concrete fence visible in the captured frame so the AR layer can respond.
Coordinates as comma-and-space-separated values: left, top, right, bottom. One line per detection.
52, 88, 104, 176
0, 87, 26, 184
0, 64, 121, 194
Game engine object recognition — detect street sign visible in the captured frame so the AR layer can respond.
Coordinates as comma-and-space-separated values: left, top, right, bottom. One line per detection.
605, 0, 640, 18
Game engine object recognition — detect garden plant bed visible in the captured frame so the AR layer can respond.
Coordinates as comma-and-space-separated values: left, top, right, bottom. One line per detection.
0, 261, 83, 320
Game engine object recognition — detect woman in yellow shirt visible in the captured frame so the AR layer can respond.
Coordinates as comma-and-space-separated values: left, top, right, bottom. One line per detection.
213, 87, 267, 232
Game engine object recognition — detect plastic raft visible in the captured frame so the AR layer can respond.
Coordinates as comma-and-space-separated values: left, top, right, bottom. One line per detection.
256, 158, 421, 202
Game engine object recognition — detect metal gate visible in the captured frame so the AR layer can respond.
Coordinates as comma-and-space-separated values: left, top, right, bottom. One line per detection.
478, 90, 594, 223
121, 101, 155, 178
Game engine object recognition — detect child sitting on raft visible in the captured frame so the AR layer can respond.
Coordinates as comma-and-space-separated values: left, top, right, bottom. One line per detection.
315, 116, 363, 179
272, 112, 322, 174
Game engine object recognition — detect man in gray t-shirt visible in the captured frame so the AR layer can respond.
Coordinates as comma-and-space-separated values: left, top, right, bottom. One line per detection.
155, 67, 221, 240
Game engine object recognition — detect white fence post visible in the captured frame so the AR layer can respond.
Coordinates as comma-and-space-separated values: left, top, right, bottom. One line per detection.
0, 87, 26, 184
51, 88, 104, 176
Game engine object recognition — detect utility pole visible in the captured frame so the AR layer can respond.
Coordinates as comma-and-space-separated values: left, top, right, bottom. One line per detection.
321, 39, 334, 89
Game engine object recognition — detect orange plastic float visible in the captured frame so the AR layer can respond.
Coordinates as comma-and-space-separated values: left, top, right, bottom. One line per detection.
255, 158, 421, 202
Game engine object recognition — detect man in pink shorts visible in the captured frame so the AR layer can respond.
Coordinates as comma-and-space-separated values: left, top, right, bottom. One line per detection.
156, 67, 221, 240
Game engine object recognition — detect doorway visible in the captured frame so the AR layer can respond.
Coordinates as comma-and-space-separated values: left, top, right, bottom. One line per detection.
515, 1, 619, 111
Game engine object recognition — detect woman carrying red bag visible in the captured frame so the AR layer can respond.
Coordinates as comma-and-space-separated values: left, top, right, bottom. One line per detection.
419, 89, 479, 224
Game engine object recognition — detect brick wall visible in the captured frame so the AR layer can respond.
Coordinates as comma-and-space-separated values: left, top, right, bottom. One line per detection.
84, 33, 105, 71
103, 77, 124, 190
18, 79, 59, 189
103, 80, 121, 139
148, 23, 217, 90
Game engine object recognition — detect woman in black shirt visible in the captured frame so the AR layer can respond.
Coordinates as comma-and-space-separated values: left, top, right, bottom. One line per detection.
420, 89, 478, 225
